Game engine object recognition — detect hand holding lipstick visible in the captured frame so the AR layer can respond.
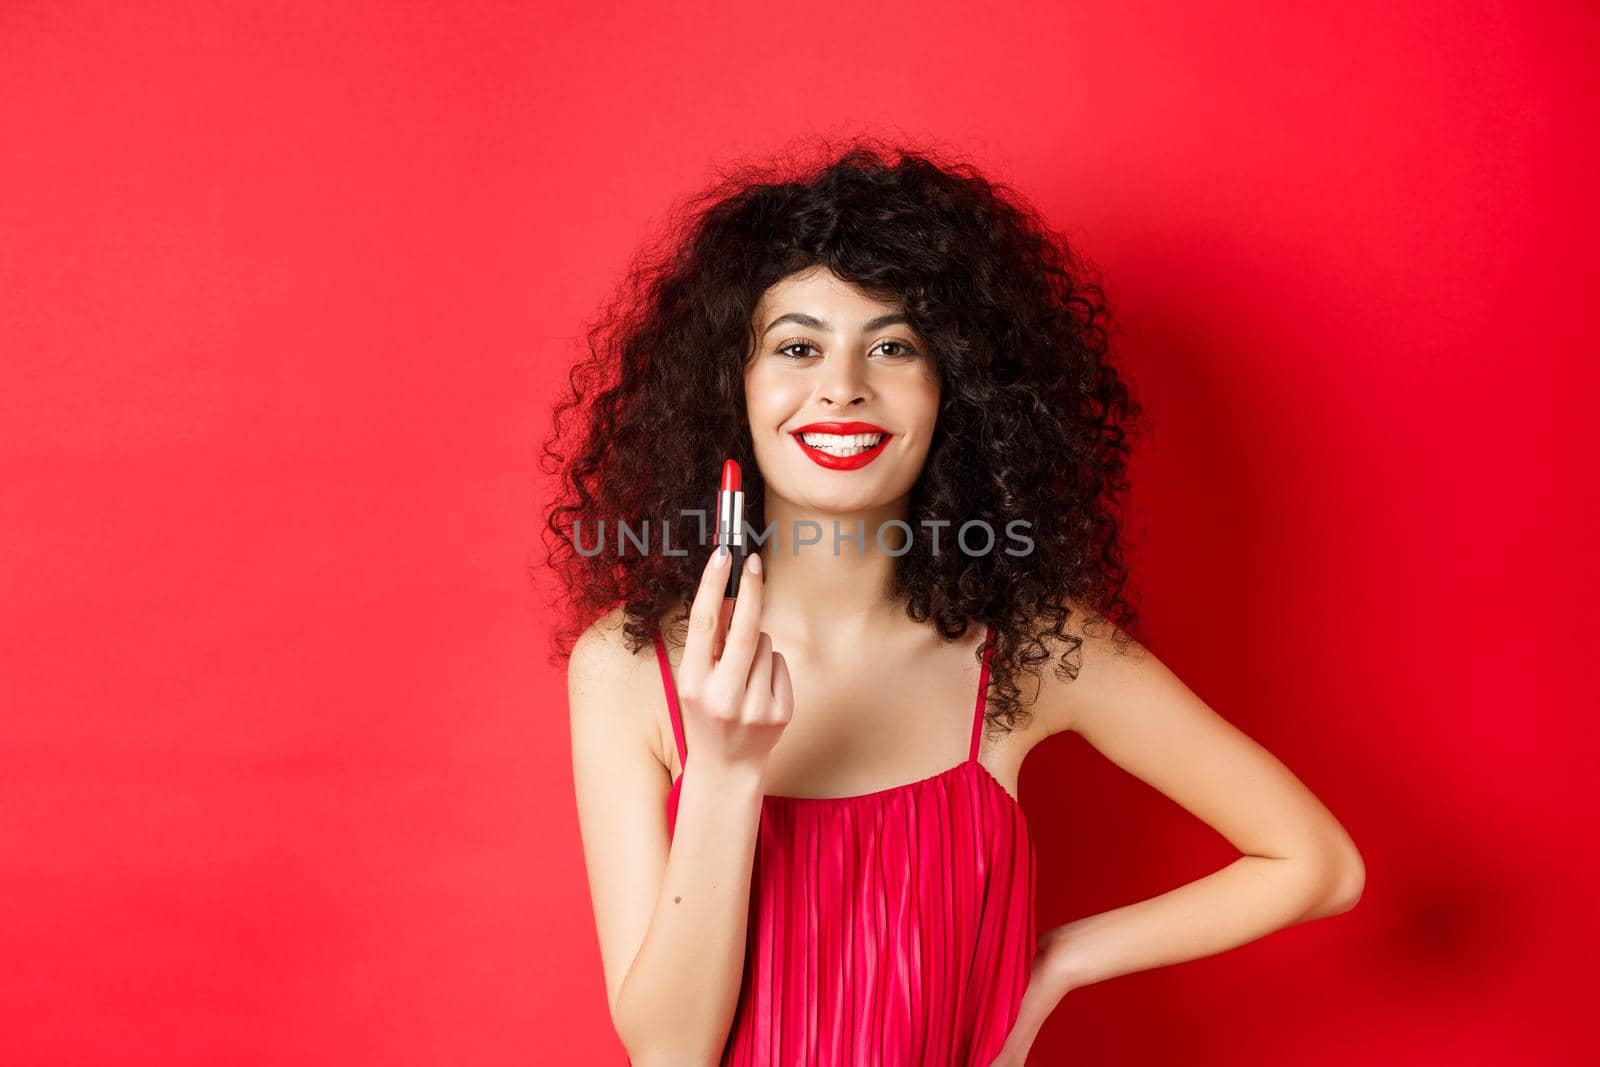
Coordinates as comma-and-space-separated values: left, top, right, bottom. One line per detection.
674, 525, 792, 781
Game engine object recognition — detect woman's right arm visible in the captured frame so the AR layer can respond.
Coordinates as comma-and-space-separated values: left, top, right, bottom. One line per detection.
569, 548, 790, 1064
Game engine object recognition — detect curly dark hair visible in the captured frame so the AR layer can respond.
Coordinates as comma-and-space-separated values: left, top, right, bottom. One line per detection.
538, 136, 1147, 737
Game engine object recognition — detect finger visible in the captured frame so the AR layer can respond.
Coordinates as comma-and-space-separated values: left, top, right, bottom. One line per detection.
713, 551, 764, 691
712, 598, 733, 662
768, 650, 794, 722
742, 632, 774, 715
682, 546, 732, 683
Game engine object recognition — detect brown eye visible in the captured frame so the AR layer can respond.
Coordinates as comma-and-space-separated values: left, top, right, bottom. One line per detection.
874, 340, 918, 358
776, 340, 817, 360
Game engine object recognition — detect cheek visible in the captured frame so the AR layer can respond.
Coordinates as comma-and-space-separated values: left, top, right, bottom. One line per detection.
744, 365, 801, 427
893, 378, 942, 434
741, 366, 765, 424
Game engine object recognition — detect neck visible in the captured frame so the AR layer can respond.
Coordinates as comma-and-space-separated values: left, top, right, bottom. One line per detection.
753, 492, 914, 648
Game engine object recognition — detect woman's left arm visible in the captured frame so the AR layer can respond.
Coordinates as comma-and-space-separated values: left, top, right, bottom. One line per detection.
994, 621, 1366, 1061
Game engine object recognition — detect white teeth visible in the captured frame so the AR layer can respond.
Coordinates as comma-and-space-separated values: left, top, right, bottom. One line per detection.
799, 432, 885, 457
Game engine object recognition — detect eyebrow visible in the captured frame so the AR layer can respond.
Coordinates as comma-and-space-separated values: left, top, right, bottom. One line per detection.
761, 311, 911, 336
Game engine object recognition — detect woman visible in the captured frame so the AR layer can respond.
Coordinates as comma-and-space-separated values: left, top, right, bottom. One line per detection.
547, 141, 1365, 1065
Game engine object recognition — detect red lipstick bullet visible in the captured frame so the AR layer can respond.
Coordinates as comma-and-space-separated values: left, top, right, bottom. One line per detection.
715, 458, 746, 598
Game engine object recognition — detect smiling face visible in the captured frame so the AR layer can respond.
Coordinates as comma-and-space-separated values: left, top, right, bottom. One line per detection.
744, 266, 941, 516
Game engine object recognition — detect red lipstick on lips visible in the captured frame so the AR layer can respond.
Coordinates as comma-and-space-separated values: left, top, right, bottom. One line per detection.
714, 458, 746, 598
790, 421, 892, 471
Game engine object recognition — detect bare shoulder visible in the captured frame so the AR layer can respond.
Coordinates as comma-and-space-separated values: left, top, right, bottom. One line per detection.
1021, 598, 1152, 739
568, 605, 671, 774
569, 605, 644, 684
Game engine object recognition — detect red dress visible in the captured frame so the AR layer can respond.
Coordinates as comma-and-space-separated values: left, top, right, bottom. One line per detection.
649, 624, 1037, 1066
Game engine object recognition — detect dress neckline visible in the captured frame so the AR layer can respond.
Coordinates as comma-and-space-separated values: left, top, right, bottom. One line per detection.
668, 753, 1026, 817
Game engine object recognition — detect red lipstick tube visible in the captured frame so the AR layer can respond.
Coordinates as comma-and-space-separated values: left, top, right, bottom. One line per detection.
715, 459, 746, 598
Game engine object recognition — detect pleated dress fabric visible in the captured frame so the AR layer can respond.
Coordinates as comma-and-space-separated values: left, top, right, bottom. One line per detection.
649, 625, 1037, 1067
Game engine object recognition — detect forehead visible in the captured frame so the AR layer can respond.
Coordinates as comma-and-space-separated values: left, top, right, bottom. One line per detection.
755, 267, 901, 321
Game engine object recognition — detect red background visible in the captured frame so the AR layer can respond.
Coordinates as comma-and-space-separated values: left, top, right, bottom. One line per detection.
2, 2, 1592, 1063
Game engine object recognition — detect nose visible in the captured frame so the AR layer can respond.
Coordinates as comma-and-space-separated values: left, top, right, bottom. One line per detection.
816, 353, 871, 408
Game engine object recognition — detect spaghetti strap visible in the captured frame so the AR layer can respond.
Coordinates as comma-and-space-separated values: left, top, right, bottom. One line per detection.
968, 624, 996, 762
652, 628, 687, 768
